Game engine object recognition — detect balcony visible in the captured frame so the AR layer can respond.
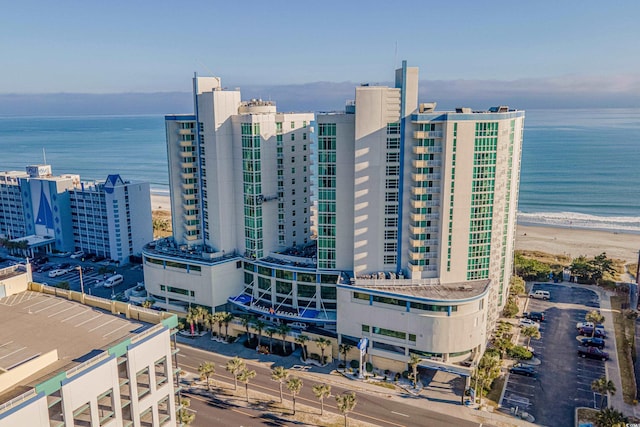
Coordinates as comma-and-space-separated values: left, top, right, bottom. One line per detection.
409, 251, 437, 260
181, 161, 195, 169
411, 199, 427, 209
410, 212, 426, 222
178, 129, 193, 135
410, 238, 439, 247
412, 160, 429, 168
182, 193, 196, 201
179, 140, 193, 147
181, 172, 195, 180
183, 214, 197, 222
179, 151, 194, 158
183, 224, 198, 232
182, 182, 196, 190
413, 130, 443, 139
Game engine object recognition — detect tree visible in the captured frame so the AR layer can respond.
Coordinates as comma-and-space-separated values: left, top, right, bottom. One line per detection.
141, 299, 153, 309
591, 252, 615, 283
215, 312, 225, 338
286, 377, 303, 415
266, 327, 277, 354
473, 352, 501, 405
56, 281, 70, 290
186, 307, 199, 335
177, 397, 195, 426
240, 314, 254, 342
509, 276, 526, 296
278, 323, 292, 354
595, 407, 628, 427
225, 356, 245, 391
295, 335, 310, 360
521, 326, 541, 350
586, 310, 605, 338
335, 391, 357, 427
204, 312, 219, 339
312, 383, 331, 416
271, 366, 289, 403
237, 368, 256, 403
253, 319, 266, 348
502, 296, 519, 317
315, 337, 331, 365
339, 343, 353, 366
591, 377, 616, 410
198, 361, 216, 391
408, 354, 421, 388
194, 306, 209, 332
222, 312, 234, 340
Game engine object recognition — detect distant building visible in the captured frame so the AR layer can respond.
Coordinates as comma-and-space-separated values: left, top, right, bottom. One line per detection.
0, 165, 152, 263
0, 264, 179, 427
145, 62, 524, 372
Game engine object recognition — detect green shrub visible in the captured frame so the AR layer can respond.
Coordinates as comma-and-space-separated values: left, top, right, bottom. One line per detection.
350, 359, 359, 369
365, 362, 373, 373
507, 345, 533, 360
402, 370, 409, 379
502, 297, 519, 318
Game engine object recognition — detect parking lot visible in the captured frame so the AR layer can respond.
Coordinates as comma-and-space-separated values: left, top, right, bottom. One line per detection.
500, 283, 609, 426
27, 255, 143, 301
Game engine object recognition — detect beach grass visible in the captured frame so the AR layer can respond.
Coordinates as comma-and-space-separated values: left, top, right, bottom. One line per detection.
152, 210, 172, 238
610, 295, 637, 404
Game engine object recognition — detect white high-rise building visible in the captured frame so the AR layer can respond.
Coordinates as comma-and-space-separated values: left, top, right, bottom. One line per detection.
146, 63, 524, 371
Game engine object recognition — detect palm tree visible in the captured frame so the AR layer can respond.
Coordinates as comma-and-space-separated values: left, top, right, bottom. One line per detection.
225, 356, 245, 391
253, 319, 266, 348
408, 354, 422, 388
585, 310, 605, 338
204, 312, 218, 339
198, 362, 215, 390
186, 308, 198, 335
521, 325, 541, 349
312, 383, 331, 416
266, 327, 277, 354
286, 377, 303, 415
237, 368, 256, 403
278, 323, 292, 354
339, 343, 353, 366
194, 306, 209, 333
240, 314, 254, 342
315, 337, 331, 365
177, 397, 195, 426
335, 391, 357, 427
595, 407, 628, 427
222, 312, 234, 340
215, 312, 225, 338
271, 366, 289, 403
295, 335, 310, 361
591, 376, 616, 409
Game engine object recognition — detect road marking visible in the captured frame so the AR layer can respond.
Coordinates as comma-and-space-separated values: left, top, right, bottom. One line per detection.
391, 411, 409, 417
61, 310, 89, 323
0, 347, 27, 361
75, 313, 102, 327
34, 300, 66, 314
103, 323, 131, 338
0, 341, 14, 349
88, 317, 118, 332
48, 305, 75, 317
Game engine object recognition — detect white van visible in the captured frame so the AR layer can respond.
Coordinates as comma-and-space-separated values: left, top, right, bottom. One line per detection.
529, 290, 550, 300
104, 274, 124, 288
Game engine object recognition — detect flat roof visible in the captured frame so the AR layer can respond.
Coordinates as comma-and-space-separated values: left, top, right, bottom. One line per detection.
342, 279, 491, 302
0, 291, 150, 402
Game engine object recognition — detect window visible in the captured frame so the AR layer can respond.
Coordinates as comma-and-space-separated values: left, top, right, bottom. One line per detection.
291, 133, 295, 141
291, 121, 295, 129
97, 389, 115, 426
155, 357, 168, 388
136, 367, 151, 399
73, 402, 92, 427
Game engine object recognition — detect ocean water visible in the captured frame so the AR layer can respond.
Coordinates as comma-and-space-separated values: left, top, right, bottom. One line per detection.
0, 110, 638, 232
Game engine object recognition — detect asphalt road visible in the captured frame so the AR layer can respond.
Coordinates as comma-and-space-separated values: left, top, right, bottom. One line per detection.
502, 284, 604, 426
177, 344, 480, 427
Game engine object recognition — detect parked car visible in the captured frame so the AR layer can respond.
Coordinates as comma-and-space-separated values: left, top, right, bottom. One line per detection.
576, 321, 604, 330
37, 264, 53, 273
578, 346, 609, 361
104, 274, 124, 288
519, 318, 540, 328
48, 269, 67, 278
528, 290, 550, 300
524, 311, 545, 322
509, 363, 537, 377
579, 327, 607, 338
59, 263, 71, 270
290, 322, 308, 330
70, 251, 85, 259
580, 337, 605, 349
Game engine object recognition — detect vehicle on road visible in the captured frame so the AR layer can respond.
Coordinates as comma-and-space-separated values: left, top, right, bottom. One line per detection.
48, 269, 67, 278
104, 274, 124, 288
529, 290, 550, 300
509, 363, 537, 377
519, 318, 540, 328
578, 346, 609, 361
70, 251, 85, 259
524, 311, 545, 322
579, 327, 607, 338
580, 337, 605, 349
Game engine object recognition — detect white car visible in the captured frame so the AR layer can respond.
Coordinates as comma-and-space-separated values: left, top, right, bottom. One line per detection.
290, 322, 308, 330
576, 321, 604, 330
519, 318, 540, 328
48, 269, 67, 278
70, 251, 85, 259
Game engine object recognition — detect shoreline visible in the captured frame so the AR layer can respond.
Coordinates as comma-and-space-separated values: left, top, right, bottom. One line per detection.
150, 193, 639, 264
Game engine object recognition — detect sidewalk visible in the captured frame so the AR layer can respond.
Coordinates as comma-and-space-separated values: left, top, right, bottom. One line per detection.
177, 334, 537, 426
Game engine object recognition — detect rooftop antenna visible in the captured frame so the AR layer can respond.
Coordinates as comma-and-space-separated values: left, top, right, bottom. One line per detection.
42, 148, 47, 165
197, 59, 216, 77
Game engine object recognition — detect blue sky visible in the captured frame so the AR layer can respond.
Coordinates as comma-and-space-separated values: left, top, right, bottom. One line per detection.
2, 0, 639, 95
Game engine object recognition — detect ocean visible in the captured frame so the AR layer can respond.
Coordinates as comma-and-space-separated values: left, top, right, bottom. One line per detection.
0, 109, 638, 232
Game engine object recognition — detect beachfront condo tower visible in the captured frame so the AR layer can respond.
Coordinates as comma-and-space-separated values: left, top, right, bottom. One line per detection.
144, 62, 524, 373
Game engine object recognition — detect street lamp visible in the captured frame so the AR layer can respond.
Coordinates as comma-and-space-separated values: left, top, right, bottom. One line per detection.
76, 266, 85, 295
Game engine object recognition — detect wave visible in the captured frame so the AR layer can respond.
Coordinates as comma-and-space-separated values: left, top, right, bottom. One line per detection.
517, 211, 640, 234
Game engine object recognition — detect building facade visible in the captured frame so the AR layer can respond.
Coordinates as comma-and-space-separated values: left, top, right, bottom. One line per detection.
145, 63, 524, 368
0, 165, 152, 263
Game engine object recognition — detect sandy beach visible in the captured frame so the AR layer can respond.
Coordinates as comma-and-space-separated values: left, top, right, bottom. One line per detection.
151, 193, 638, 264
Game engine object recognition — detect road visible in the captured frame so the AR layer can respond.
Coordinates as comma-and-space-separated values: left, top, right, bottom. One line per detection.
177, 344, 479, 427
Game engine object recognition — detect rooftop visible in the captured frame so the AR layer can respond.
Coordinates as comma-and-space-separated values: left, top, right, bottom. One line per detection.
0, 291, 151, 403
343, 279, 491, 302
